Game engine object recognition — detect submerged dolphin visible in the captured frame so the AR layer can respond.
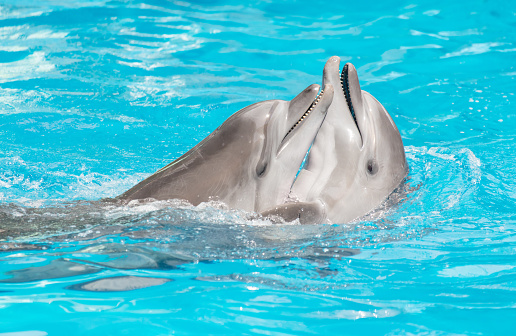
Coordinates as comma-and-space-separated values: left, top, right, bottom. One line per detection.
120, 84, 334, 213
264, 56, 408, 224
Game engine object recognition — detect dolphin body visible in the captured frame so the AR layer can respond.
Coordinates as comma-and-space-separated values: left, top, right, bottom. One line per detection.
120, 84, 334, 214
264, 56, 408, 224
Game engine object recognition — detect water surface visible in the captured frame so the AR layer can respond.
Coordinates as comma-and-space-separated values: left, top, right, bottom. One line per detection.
0, 0, 515, 335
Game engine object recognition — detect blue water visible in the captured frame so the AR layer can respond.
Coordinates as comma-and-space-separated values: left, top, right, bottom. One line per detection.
0, 0, 515, 334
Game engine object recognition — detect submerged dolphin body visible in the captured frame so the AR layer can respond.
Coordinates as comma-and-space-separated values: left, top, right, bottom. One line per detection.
264, 56, 408, 224
120, 84, 334, 213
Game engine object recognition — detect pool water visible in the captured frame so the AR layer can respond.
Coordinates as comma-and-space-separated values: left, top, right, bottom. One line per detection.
1, 0, 515, 335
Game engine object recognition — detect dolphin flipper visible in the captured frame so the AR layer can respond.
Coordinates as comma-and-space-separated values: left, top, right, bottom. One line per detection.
261, 201, 327, 224
67, 276, 171, 292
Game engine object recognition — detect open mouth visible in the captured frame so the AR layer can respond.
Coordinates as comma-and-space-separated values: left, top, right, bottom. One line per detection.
340, 64, 360, 132
283, 88, 326, 141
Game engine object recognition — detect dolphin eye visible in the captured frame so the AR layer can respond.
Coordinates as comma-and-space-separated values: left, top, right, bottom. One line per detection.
256, 162, 268, 177
367, 159, 378, 175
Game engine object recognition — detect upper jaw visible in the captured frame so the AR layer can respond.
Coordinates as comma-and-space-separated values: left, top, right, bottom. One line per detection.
284, 84, 320, 132
322, 56, 364, 140
277, 83, 333, 155
341, 62, 363, 134
281, 84, 320, 146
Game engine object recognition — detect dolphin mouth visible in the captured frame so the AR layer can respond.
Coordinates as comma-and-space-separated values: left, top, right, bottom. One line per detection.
340, 64, 360, 132
282, 88, 326, 141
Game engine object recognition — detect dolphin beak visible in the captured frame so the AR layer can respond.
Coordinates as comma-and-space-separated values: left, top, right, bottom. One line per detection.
321, 56, 364, 146
278, 84, 333, 156
286, 84, 320, 129
341, 62, 364, 134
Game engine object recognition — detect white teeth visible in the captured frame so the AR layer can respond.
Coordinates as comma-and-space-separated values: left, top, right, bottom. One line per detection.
283, 89, 325, 139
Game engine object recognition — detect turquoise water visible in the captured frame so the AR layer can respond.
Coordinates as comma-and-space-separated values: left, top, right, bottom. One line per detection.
1, 0, 515, 334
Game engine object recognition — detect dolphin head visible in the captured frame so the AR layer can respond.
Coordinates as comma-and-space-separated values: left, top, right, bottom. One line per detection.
289, 56, 408, 223
244, 83, 334, 212
185, 82, 334, 212
120, 83, 334, 214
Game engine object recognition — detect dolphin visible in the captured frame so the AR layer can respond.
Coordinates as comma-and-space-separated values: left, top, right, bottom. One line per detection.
264, 56, 408, 224
119, 83, 334, 213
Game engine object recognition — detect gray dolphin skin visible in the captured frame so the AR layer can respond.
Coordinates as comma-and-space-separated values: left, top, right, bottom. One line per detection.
264, 56, 408, 224
119, 83, 334, 213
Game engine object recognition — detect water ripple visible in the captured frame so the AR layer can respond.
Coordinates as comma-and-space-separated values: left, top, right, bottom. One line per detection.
0, 0, 515, 335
